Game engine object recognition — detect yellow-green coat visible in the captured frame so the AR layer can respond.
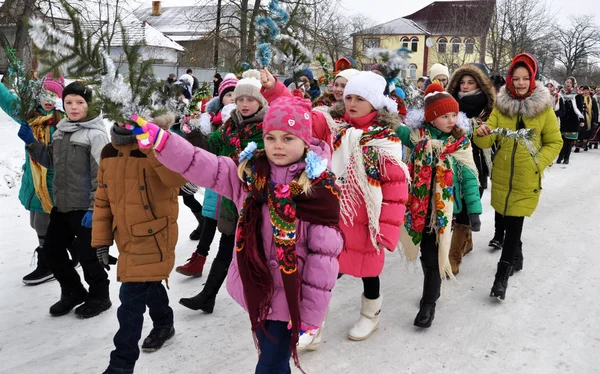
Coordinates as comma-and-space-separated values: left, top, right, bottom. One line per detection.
474, 82, 562, 217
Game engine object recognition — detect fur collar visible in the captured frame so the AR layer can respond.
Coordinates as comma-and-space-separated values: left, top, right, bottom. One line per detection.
327, 101, 401, 129
496, 81, 552, 118
447, 64, 496, 117
403, 108, 471, 133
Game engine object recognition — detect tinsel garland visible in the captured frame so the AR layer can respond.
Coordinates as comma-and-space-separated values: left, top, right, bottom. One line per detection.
489, 127, 538, 157
255, 0, 288, 67
365, 47, 411, 83
316, 55, 333, 85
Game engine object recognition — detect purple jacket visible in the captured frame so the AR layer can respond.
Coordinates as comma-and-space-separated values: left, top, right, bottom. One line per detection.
156, 134, 343, 327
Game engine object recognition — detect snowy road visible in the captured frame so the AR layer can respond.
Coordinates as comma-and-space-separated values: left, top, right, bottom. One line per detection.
1, 113, 598, 373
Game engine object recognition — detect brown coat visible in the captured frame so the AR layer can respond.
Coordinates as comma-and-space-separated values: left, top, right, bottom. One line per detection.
92, 140, 187, 282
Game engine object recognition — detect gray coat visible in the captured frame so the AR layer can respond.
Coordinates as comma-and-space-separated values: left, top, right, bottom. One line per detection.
28, 115, 109, 213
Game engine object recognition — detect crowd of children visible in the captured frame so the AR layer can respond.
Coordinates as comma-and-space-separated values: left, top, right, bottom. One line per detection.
6, 51, 583, 372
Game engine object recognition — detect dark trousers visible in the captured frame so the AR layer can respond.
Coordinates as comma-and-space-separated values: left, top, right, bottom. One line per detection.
420, 229, 441, 304
215, 232, 235, 264
558, 137, 574, 161
362, 276, 380, 300
493, 211, 505, 241
498, 215, 524, 264
194, 217, 218, 257
43, 208, 108, 298
255, 320, 292, 374
108, 282, 173, 374
180, 191, 203, 213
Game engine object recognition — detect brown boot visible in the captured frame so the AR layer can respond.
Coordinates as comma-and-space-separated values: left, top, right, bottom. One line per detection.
462, 225, 474, 256
449, 224, 470, 275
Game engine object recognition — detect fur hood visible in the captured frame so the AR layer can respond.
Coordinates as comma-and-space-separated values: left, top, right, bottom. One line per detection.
446, 64, 496, 118
403, 108, 471, 134
496, 81, 553, 118
327, 101, 401, 129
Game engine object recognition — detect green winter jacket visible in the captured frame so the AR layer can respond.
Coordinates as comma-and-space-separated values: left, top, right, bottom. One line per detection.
0, 82, 56, 213
474, 82, 562, 217
397, 123, 482, 215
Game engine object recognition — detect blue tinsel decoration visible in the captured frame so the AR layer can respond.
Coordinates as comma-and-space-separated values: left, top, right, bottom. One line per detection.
256, 43, 273, 68
256, 17, 280, 40
254, 0, 290, 68
269, 0, 289, 24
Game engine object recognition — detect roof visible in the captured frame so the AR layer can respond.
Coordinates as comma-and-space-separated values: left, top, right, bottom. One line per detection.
113, 14, 185, 51
360, 17, 429, 36
405, 0, 495, 36
133, 5, 238, 40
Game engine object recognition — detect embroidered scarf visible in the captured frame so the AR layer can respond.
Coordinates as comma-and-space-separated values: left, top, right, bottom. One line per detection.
235, 155, 340, 372
331, 122, 408, 249
28, 111, 62, 213
401, 127, 476, 279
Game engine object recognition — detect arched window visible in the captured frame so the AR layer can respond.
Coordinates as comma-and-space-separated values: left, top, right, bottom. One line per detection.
409, 64, 417, 79
410, 37, 418, 52
401, 68, 407, 79
437, 37, 447, 53
401, 37, 409, 49
465, 38, 475, 54
451, 37, 461, 53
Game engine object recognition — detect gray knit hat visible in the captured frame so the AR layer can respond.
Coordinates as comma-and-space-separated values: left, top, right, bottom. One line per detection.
234, 69, 267, 107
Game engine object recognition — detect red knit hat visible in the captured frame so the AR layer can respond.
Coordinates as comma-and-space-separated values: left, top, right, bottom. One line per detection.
424, 82, 459, 123
506, 53, 537, 96
263, 96, 313, 145
42, 73, 65, 98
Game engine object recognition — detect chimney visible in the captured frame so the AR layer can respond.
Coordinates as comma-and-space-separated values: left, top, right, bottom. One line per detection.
152, 1, 161, 16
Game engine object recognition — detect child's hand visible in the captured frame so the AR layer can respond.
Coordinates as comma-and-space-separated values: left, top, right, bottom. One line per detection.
96, 246, 110, 270
469, 214, 481, 232
476, 124, 492, 137
128, 115, 170, 151
17, 122, 36, 145
260, 68, 276, 90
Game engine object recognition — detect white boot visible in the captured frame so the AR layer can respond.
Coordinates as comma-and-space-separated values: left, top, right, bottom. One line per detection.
348, 294, 382, 341
297, 310, 328, 351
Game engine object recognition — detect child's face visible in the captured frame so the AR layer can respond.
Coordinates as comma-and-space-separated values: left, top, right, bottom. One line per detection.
222, 91, 235, 105
236, 96, 261, 117
511, 67, 531, 96
64, 94, 88, 122
432, 112, 457, 134
344, 94, 375, 118
264, 130, 306, 166
459, 75, 479, 93
332, 77, 348, 101
40, 99, 55, 112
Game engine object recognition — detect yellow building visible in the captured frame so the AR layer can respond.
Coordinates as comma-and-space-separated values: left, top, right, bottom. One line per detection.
353, 0, 495, 82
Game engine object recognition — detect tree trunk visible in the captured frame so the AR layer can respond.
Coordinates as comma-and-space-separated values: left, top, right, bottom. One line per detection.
245, 0, 261, 62
213, 0, 222, 70
239, 0, 248, 63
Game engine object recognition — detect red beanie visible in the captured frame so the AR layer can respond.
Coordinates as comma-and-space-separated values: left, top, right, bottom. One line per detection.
424, 82, 459, 123
506, 53, 537, 95
263, 96, 313, 145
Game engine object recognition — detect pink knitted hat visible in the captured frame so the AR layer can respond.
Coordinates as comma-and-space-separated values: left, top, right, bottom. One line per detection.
218, 73, 238, 100
263, 96, 313, 145
42, 73, 65, 98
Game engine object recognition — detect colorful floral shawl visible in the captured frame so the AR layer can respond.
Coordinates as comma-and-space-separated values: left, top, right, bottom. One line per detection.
235, 155, 340, 372
401, 127, 475, 279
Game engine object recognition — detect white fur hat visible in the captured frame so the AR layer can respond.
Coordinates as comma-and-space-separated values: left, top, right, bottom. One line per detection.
428, 63, 450, 81
234, 69, 267, 107
343, 71, 397, 112
335, 68, 360, 83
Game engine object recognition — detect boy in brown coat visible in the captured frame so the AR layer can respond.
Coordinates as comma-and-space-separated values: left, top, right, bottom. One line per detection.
92, 117, 186, 374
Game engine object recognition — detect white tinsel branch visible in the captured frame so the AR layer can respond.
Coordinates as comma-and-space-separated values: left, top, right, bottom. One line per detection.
29, 18, 74, 57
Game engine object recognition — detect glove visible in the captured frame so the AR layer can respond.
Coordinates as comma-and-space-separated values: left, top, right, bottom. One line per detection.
96, 246, 110, 270
18, 122, 36, 145
469, 214, 481, 232
81, 211, 93, 228
128, 114, 170, 151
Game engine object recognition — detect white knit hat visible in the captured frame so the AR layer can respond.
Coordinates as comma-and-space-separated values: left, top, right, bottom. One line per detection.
428, 63, 450, 81
335, 68, 360, 83
234, 69, 267, 107
343, 71, 397, 112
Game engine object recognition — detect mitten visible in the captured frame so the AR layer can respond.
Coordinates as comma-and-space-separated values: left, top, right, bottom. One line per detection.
96, 246, 110, 270
469, 214, 481, 232
198, 112, 213, 135
129, 115, 170, 151
18, 122, 36, 145
81, 211, 94, 228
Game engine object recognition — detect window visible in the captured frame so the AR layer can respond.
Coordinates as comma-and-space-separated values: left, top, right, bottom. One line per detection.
363, 38, 380, 51
451, 37, 461, 54
409, 64, 417, 79
401, 37, 409, 49
437, 38, 447, 53
410, 37, 418, 52
465, 38, 475, 54
401, 68, 407, 79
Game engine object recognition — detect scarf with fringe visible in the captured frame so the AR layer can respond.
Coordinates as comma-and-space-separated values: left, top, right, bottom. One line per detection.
28, 112, 62, 213
401, 127, 477, 279
235, 155, 340, 373
331, 120, 408, 249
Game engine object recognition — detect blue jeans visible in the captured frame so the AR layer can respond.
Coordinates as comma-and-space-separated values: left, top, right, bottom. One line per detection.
106, 282, 173, 374
255, 320, 292, 374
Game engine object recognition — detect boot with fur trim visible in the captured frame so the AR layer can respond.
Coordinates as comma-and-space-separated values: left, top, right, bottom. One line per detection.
462, 225, 474, 256
348, 294, 382, 341
449, 224, 469, 275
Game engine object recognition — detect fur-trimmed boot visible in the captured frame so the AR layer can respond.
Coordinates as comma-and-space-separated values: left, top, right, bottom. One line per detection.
414, 259, 441, 328
490, 260, 513, 300
348, 294, 382, 341
297, 311, 328, 351
449, 224, 470, 275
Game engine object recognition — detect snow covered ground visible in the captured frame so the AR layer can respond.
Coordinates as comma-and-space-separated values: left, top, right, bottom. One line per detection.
1, 109, 598, 373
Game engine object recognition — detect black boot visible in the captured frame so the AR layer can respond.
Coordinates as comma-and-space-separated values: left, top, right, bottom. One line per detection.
23, 247, 55, 285
490, 261, 513, 300
74, 297, 112, 318
189, 212, 205, 240
179, 258, 229, 313
414, 259, 441, 328
142, 326, 175, 352
49, 288, 88, 316
556, 157, 563, 164
511, 242, 523, 276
